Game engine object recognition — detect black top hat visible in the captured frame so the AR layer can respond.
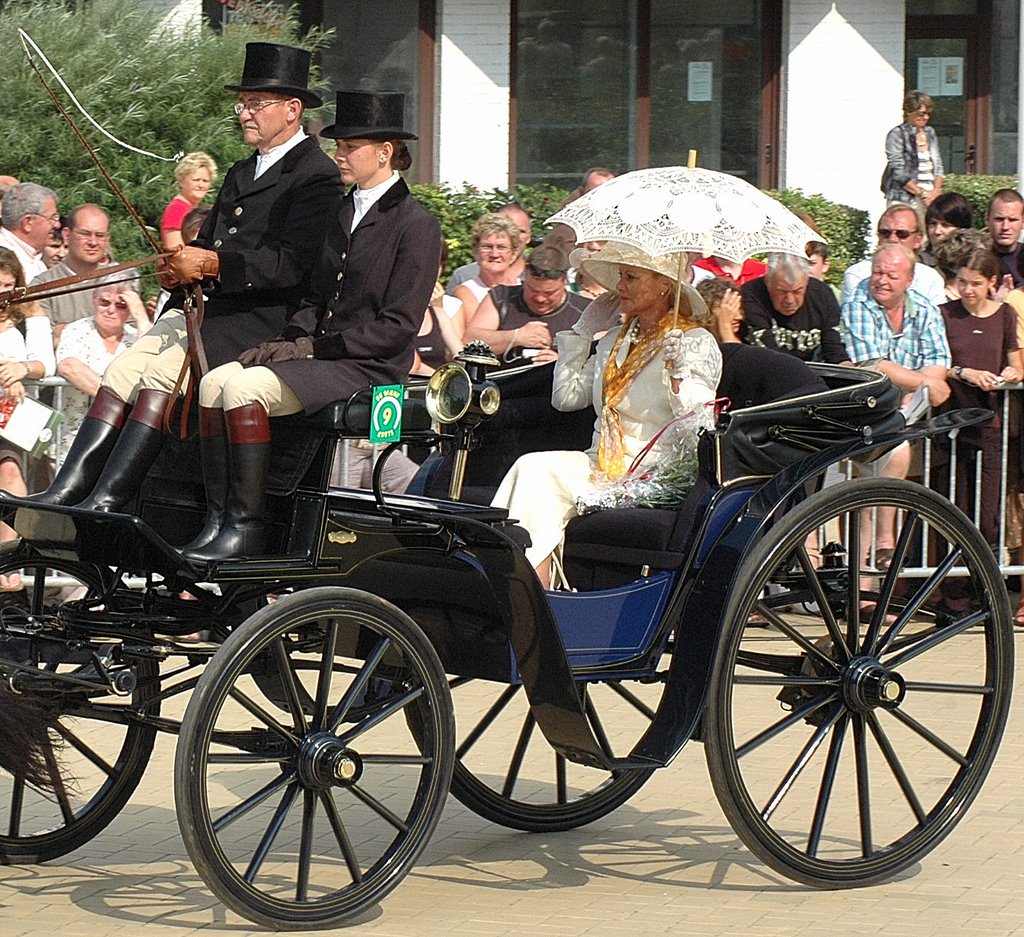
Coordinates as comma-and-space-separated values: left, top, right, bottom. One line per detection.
224, 42, 323, 109
320, 91, 417, 141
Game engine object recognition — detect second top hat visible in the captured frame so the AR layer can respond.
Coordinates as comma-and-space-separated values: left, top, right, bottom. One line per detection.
225, 42, 323, 109
320, 91, 417, 140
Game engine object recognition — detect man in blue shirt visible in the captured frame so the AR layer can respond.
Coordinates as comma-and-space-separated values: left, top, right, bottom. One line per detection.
842, 243, 951, 406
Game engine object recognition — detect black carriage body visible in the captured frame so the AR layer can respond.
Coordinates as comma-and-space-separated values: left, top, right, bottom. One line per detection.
3, 363, 986, 775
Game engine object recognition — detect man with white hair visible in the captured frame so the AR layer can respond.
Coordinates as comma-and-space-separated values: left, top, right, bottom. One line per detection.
0, 183, 59, 281
740, 253, 848, 363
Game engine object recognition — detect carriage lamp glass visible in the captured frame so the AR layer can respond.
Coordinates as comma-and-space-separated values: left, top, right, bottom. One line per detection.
478, 383, 500, 416
426, 362, 472, 423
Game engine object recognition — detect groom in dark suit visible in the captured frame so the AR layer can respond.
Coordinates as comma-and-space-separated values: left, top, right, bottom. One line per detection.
33, 41, 342, 509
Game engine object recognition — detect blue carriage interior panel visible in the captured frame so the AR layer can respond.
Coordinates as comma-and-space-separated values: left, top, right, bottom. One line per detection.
510, 571, 676, 680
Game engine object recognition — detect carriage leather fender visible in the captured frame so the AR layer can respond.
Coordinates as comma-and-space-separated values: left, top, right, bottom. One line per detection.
629, 406, 994, 767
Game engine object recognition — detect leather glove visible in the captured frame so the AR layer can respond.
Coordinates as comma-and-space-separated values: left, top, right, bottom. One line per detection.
239, 336, 314, 366
572, 290, 621, 339
661, 328, 687, 379
163, 246, 220, 286
156, 254, 180, 290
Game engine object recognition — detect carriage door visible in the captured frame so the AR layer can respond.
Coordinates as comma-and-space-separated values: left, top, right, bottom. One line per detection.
905, 2, 990, 175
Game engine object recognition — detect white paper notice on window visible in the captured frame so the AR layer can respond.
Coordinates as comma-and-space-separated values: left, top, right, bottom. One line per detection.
688, 61, 713, 102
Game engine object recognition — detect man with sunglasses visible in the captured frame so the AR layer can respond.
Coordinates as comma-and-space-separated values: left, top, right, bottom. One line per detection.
839, 204, 945, 309
465, 245, 588, 367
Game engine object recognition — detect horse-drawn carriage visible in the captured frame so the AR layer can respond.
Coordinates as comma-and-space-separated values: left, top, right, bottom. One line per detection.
0, 352, 1012, 929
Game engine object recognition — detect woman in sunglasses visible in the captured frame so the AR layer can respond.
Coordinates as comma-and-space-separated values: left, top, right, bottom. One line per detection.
882, 90, 944, 209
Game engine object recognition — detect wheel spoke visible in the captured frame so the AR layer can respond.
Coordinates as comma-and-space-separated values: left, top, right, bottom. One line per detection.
583, 687, 618, 761
755, 606, 842, 674
864, 711, 927, 824
296, 789, 316, 902
874, 548, 963, 657
318, 789, 362, 883
845, 509, 862, 651
901, 680, 993, 695
605, 679, 657, 720
29, 566, 47, 616
885, 610, 988, 669
853, 716, 873, 858
212, 769, 297, 833
346, 782, 409, 833
271, 637, 308, 732
228, 685, 301, 745
43, 745, 74, 824
502, 711, 537, 798
885, 707, 969, 767
243, 782, 299, 883
327, 636, 391, 732
862, 513, 920, 654
806, 711, 848, 857
794, 543, 851, 662
313, 618, 340, 731
337, 684, 425, 745
762, 707, 843, 821
456, 684, 520, 759
8, 776, 24, 837
555, 753, 567, 804
56, 723, 115, 777
736, 691, 840, 759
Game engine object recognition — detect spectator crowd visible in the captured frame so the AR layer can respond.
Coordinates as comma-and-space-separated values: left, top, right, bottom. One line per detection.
2, 85, 1024, 614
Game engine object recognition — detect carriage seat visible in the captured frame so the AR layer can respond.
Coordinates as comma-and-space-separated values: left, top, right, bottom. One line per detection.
300, 394, 433, 438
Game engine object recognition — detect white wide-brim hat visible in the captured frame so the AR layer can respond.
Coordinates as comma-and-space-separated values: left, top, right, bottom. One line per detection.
569, 242, 709, 323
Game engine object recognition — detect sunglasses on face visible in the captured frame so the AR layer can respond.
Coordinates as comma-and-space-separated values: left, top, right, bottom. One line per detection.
878, 228, 917, 240
526, 264, 566, 280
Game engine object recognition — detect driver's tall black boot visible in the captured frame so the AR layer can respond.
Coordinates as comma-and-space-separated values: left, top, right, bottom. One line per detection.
28, 387, 131, 505
77, 389, 171, 513
180, 407, 227, 552
183, 403, 269, 564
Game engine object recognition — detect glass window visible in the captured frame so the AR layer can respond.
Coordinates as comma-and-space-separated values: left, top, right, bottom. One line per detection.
650, 1, 763, 180
317, 2, 420, 138
515, 0, 636, 187
990, 0, 1019, 173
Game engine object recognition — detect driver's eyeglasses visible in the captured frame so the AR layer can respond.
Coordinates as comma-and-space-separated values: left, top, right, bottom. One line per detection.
29, 211, 60, 224
878, 228, 916, 240
233, 99, 286, 116
526, 264, 566, 280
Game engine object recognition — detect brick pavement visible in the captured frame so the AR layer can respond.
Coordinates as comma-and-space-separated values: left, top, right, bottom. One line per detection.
1, 634, 1023, 937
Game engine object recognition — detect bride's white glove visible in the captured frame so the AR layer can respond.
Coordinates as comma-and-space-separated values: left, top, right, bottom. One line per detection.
572, 291, 621, 339
661, 328, 688, 379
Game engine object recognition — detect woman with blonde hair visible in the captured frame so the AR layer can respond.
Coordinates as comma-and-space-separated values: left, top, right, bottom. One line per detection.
160, 151, 218, 250
492, 243, 721, 584
453, 212, 523, 321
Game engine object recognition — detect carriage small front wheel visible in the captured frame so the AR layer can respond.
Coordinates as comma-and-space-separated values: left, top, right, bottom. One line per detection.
703, 478, 1013, 887
174, 587, 454, 929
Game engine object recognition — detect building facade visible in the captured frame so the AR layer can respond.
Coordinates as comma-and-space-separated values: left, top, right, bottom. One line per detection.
200, 0, 1019, 219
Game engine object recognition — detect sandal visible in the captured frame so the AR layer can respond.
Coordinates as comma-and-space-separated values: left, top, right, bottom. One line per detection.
1013, 604, 1024, 628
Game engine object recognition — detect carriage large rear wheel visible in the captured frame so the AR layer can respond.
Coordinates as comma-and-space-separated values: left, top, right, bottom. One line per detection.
704, 478, 1013, 887
0, 558, 159, 864
174, 587, 454, 929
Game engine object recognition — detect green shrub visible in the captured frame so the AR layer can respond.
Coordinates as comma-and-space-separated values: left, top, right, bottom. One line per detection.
942, 174, 1019, 227
765, 188, 872, 285
0, 0, 329, 291
410, 182, 571, 276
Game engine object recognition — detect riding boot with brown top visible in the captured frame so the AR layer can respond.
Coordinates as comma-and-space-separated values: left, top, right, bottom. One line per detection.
183, 403, 270, 564
77, 388, 171, 513
27, 387, 131, 505
180, 406, 228, 553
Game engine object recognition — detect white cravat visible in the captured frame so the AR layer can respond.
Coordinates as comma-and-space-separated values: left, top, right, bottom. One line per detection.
254, 128, 307, 180
350, 172, 400, 232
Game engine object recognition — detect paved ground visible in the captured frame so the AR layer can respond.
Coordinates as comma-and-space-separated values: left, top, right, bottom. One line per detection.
2, 627, 1023, 937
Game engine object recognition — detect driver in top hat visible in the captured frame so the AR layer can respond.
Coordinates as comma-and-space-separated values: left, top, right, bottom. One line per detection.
31, 41, 343, 512
178, 90, 442, 563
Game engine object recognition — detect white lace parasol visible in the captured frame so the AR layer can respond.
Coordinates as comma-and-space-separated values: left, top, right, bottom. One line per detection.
548, 167, 823, 263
